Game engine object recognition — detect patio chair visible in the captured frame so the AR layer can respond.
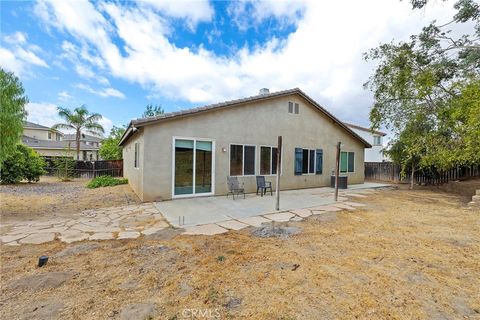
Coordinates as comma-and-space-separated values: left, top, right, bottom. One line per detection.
256, 176, 273, 197
227, 176, 245, 199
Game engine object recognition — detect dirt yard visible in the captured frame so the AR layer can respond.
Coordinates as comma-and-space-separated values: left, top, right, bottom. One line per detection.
1, 187, 479, 319
0, 176, 140, 224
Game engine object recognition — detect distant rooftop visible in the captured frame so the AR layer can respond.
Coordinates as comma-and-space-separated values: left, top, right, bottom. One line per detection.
24, 120, 51, 130
344, 123, 387, 136
22, 135, 100, 150
64, 133, 103, 142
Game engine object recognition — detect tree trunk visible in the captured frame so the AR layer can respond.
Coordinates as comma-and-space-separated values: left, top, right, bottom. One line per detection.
410, 162, 415, 190
76, 129, 80, 160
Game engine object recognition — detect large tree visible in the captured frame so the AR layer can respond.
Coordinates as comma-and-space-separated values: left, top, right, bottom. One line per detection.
99, 126, 126, 160
53, 106, 104, 160
364, 0, 479, 178
0, 68, 28, 165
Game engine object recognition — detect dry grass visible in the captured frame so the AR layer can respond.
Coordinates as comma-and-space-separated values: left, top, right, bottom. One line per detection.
1, 188, 479, 319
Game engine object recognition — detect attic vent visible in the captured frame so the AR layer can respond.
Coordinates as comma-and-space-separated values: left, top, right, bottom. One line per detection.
259, 88, 269, 95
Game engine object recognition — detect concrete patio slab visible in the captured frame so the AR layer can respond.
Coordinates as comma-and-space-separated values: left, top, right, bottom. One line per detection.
216, 220, 250, 231
182, 224, 228, 236
156, 183, 390, 227
237, 216, 272, 227
263, 212, 295, 222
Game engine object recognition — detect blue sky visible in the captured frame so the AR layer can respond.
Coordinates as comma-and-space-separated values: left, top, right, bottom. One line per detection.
1, 0, 455, 135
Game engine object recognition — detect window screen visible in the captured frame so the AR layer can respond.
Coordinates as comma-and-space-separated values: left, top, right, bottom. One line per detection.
230, 145, 243, 176
288, 102, 293, 113
260, 146, 271, 175
340, 151, 354, 173
294, 103, 299, 114
244, 146, 255, 175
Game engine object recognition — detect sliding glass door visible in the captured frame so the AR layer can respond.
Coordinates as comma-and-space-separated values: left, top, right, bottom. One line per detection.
174, 138, 214, 197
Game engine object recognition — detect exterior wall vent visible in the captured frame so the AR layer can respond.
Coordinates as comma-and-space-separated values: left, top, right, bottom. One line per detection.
259, 88, 270, 95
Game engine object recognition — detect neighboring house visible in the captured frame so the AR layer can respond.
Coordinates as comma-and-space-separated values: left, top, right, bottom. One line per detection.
120, 88, 372, 201
22, 121, 102, 161
345, 123, 388, 162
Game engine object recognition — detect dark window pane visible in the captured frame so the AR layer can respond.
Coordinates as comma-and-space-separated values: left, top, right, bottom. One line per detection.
302, 149, 309, 174
272, 147, 278, 174
174, 140, 194, 195
348, 152, 355, 172
244, 146, 255, 175
309, 149, 315, 173
195, 141, 212, 194
260, 146, 271, 175
340, 152, 348, 173
295, 148, 302, 175
230, 145, 243, 176
288, 102, 293, 113
294, 103, 299, 114
315, 149, 323, 174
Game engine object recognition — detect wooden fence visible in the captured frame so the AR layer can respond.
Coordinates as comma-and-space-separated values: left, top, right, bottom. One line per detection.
365, 162, 480, 185
43, 158, 123, 178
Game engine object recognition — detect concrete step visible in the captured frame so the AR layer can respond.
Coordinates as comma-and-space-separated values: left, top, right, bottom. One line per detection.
467, 201, 480, 208
471, 195, 480, 201
476, 189, 480, 196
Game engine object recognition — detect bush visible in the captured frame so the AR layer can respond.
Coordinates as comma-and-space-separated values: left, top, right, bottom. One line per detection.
53, 155, 76, 181
0, 144, 46, 184
86, 175, 128, 189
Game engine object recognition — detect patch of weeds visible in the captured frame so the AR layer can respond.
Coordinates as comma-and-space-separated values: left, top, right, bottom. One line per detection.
216, 255, 226, 262
206, 286, 219, 304
86, 175, 128, 189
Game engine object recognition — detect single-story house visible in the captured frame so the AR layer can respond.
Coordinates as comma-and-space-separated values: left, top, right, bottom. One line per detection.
119, 88, 371, 201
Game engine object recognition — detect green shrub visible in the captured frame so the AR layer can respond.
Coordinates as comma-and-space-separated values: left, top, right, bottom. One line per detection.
0, 144, 46, 184
53, 155, 76, 181
86, 175, 128, 189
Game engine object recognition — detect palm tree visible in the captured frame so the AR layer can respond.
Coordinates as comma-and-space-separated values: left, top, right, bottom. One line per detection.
52, 105, 104, 160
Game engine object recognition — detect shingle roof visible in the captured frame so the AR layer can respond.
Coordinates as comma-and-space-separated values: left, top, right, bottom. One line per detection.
119, 88, 372, 148
344, 123, 387, 136
64, 134, 103, 142
22, 136, 99, 150
24, 121, 51, 130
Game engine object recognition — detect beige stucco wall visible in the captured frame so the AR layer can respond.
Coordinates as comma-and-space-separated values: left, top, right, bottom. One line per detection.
124, 95, 366, 201
24, 128, 62, 141
122, 129, 144, 200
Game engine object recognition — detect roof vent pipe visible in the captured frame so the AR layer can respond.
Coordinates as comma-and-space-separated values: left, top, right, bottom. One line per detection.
259, 88, 270, 95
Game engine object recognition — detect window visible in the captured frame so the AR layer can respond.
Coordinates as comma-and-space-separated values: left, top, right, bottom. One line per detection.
295, 148, 323, 175
260, 146, 279, 175
134, 142, 140, 168
230, 144, 255, 176
56, 134, 61, 141
340, 151, 355, 173
373, 135, 382, 145
48, 132, 52, 140
288, 102, 300, 114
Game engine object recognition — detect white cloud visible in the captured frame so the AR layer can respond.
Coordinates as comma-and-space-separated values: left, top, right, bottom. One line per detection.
138, 0, 213, 28
1, 32, 48, 76
76, 83, 126, 99
26, 101, 113, 135
34, 0, 458, 125
58, 91, 72, 101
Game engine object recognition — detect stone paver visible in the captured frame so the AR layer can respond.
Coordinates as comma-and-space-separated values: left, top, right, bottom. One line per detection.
118, 231, 141, 239
237, 216, 272, 227
290, 209, 312, 218
332, 203, 356, 210
344, 201, 366, 207
58, 230, 89, 244
311, 210, 327, 215
0, 233, 29, 243
347, 193, 368, 198
309, 205, 342, 212
263, 212, 295, 222
216, 220, 249, 231
19, 233, 56, 244
182, 224, 228, 236
89, 232, 115, 240
141, 226, 167, 236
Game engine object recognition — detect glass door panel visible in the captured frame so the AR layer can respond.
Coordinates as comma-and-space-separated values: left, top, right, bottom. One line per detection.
174, 139, 194, 195
195, 141, 212, 194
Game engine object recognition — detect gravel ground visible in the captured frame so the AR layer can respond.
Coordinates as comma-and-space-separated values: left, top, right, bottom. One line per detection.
0, 176, 140, 224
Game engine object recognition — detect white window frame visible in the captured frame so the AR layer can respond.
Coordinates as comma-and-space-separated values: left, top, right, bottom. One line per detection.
340, 151, 355, 173
259, 145, 283, 176
229, 143, 256, 177
134, 142, 140, 169
171, 136, 216, 199
373, 135, 382, 145
301, 148, 316, 175
48, 132, 52, 140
